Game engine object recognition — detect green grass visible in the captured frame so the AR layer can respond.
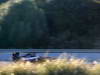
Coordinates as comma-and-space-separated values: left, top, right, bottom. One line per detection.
0, 58, 99, 75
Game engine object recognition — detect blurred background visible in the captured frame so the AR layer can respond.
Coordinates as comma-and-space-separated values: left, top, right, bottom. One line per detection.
0, 0, 100, 48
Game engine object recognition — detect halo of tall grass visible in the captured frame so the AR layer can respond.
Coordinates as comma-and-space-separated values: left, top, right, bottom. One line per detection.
0, 58, 100, 75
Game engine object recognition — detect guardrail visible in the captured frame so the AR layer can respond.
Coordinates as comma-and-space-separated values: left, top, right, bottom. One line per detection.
0, 49, 100, 53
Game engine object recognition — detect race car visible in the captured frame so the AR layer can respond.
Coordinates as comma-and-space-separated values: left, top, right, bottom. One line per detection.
20, 56, 41, 62
12, 53, 56, 62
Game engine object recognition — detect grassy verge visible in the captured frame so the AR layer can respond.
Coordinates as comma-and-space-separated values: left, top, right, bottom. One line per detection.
0, 58, 100, 75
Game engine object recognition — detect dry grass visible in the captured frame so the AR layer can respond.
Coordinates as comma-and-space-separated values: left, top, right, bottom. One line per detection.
0, 58, 100, 75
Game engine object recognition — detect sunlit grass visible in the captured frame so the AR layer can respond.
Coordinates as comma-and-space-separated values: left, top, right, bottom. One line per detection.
0, 57, 100, 75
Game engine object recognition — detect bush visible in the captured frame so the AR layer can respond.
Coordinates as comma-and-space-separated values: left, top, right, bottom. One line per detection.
0, 0, 100, 48
42, 0, 99, 48
0, 0, 48, 48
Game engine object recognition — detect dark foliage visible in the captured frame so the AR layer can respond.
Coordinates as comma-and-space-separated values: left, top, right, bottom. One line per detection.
0, 0, 48, 48
0, 0, 100, 48
41, 0, 100, 48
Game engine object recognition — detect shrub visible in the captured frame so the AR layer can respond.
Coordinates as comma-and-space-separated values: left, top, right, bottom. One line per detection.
0, 0, 48, 48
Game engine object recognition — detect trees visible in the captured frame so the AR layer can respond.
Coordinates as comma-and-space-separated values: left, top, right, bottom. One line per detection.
0, 0, 48, 48
0, 0, 99, 48
42, 0, 98, 48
